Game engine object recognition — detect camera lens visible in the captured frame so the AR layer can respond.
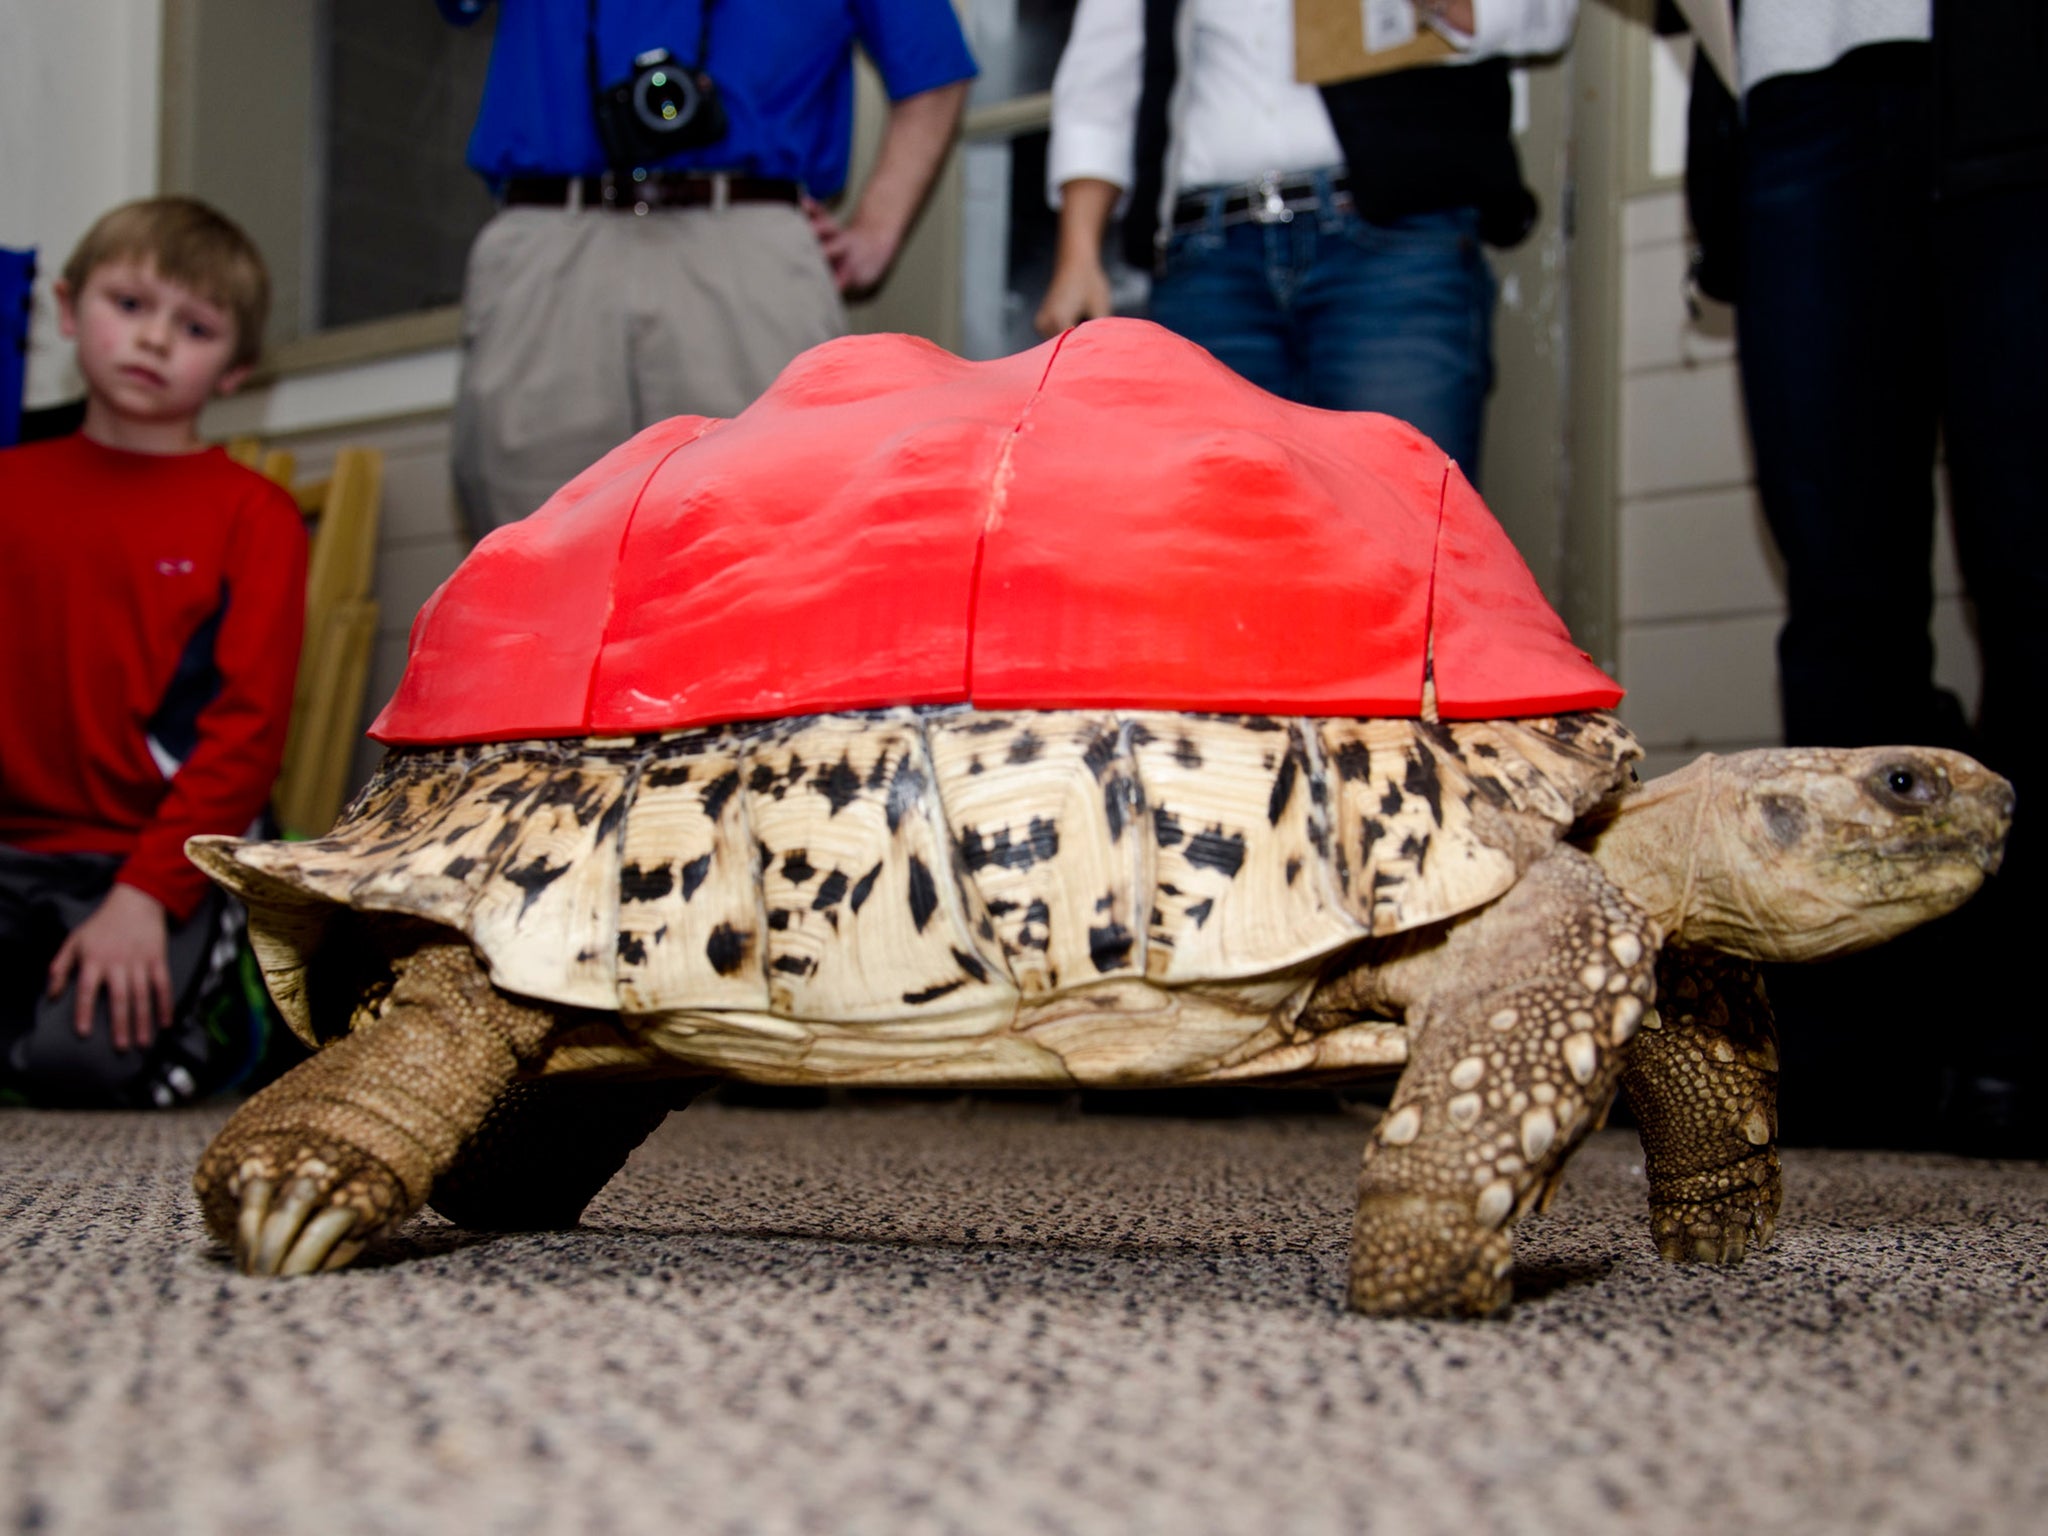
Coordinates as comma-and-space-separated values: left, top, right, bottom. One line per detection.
633, 65, 700, 134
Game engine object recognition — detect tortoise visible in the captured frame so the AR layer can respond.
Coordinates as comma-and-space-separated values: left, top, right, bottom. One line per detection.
187, 322, 2012, 1315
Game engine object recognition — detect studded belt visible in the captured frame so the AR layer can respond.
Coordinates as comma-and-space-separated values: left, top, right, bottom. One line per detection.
500, 171, 803, 215
1170, 171, 1355, 231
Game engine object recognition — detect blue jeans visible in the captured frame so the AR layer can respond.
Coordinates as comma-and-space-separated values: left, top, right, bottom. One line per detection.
1147, 181, 1495, 480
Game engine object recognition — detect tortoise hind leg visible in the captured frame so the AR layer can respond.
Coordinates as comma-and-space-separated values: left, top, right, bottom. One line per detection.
193, 940, 560, 1275
1621, 949, 1781, 1262
429, 1076, 711, 1232
1346, 846, 1658, 1315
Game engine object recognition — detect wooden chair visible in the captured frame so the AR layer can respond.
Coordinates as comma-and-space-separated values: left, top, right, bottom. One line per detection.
226, 438, 384, 837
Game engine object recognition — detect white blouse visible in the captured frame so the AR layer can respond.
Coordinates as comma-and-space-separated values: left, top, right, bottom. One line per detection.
1048, 0, 1579, 203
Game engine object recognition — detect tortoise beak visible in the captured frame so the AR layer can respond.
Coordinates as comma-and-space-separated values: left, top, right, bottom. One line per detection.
1977, 775, 2015, 876
1937, 758, 2015, 877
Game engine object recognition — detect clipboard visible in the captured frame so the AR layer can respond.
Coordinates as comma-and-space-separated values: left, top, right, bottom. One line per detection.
1294, 0, 1457, 87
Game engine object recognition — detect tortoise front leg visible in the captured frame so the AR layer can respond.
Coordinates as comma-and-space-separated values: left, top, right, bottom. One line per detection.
193, 941, 559, 1275
1621, 948, 1781, 1263
1348, 847, 1659, 1315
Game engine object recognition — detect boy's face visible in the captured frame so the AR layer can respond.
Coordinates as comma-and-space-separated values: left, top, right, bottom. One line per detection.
57, 259, 249, 427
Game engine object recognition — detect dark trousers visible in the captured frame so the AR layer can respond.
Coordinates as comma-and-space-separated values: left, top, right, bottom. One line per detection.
1738, 42, 2048, 772
1736, 42, 2048, 1146
0, 845, 230, 1108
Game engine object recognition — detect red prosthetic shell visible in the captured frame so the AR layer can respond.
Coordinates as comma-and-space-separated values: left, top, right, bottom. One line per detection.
372, 319, 1619, 745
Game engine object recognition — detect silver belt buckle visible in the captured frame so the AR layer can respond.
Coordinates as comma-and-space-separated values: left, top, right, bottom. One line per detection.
1252, 171, 1294, 224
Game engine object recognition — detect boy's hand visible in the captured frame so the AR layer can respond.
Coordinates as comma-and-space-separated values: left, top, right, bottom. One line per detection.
47, 884, 172, 1050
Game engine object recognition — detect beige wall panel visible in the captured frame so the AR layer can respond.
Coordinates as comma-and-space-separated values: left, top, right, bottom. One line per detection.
1622, 238, 1735, 374
372, 536, 466, 640
1618, 361, 1752, 498
1619, 488, 1781, 623
365, 434, 468, 545
1621, 188, 1686, 249
1617, 612, 1781, 750
1636, 742, 1778, 782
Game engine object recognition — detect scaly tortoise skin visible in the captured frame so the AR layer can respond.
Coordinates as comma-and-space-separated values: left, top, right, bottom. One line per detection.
189, 708, 2012, 1314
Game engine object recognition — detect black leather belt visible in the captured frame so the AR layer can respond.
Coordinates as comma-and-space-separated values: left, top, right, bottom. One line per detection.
501, 172, 803, 213
1171, 172, 1354, 231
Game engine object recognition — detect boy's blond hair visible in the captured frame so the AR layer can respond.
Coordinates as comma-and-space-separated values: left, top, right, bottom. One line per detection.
62, 197, 271, 370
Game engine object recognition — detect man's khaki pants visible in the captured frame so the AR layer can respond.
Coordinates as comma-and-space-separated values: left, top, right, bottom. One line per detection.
452, 202, 846, 539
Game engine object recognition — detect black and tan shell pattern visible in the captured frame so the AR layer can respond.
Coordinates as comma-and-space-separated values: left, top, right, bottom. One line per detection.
191, 709, 1638, 1088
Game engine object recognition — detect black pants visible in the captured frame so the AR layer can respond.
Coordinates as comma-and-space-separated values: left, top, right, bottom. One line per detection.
0, 845, 234, 1108
1736, 43, 2047, 1147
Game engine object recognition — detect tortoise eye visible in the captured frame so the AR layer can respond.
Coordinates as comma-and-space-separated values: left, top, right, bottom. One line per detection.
1873, 760, 1944, 809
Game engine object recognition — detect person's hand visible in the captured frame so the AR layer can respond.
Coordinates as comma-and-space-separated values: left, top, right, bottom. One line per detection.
46, 883, 172, 1050
804, 197, 899, 297
1034, 255, 1114, 338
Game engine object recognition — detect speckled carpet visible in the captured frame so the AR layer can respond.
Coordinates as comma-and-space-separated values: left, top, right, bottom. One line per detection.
2, 1100, 2044, 1536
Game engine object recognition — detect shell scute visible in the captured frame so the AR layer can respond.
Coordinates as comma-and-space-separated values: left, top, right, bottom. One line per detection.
744, 714, 1011, 1022
613, 734, 766, 1016
1133, 714, 1364, 982
926, 711, 1150, 998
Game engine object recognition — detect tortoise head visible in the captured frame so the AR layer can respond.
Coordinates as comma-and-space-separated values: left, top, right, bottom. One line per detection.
1580, 746, 2013, 963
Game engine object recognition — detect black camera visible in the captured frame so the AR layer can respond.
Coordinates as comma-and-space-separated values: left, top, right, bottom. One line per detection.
594, 47, 729, 168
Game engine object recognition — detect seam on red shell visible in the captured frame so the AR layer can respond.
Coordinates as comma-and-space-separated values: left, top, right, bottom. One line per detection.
962, 326, 1074, 703
578, 416, 725, 730
1420, 453, 1450, 718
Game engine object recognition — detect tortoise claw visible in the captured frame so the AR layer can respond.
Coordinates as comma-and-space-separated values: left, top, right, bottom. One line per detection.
251, 1177, 322, 1275
201, 1143, 402, 1278
237, 1174, 377, 1277
1650, 1189, 1778, 1265
236, 1176, 275, 1269
279, 1207, 365, 1276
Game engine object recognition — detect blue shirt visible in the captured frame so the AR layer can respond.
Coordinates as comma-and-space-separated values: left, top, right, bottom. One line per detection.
439, 1, 977, 194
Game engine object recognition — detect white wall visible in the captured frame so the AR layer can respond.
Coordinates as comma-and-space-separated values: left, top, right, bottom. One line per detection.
0, 0, 165, 408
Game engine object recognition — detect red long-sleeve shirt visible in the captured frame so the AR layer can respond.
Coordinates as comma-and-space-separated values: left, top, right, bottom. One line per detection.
0, 434, 307, 918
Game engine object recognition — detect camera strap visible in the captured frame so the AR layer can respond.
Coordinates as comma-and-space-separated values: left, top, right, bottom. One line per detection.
586, 0, 722, 174
585, 0, 716, 96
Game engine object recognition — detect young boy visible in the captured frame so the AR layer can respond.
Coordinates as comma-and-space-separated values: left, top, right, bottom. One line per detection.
0, 197, 307, 1107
